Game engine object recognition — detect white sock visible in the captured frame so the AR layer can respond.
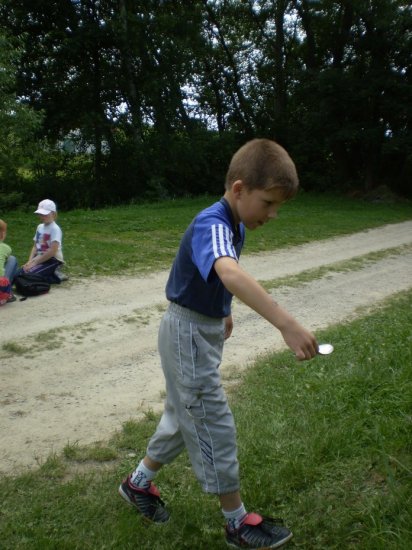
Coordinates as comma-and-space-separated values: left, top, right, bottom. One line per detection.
130, 460, 156, 489
222, 503, 247, 531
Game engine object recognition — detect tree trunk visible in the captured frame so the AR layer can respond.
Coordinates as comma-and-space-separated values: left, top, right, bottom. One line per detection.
118, 0, 143, 144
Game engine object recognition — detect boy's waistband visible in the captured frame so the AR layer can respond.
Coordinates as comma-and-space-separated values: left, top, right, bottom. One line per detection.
167, 302, 223, 325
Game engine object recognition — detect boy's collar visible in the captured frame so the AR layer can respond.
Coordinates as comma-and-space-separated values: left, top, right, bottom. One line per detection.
219, 197, 241, 244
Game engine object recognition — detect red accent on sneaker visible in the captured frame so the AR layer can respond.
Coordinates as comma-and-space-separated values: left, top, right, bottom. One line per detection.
128, 477, 160, 498
147, 483, 161, 498
242, 512, 263, 526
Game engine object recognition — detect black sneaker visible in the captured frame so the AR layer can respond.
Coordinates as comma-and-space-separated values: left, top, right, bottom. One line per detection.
226, 513, 293, 549
118, 475, 169, 524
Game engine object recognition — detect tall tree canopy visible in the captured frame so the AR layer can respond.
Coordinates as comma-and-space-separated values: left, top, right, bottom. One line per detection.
0, 0, 411, 208
0, 29, 43, 202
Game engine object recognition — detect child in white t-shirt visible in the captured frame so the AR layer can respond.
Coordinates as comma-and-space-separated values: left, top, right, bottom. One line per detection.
21, 199, 64, 282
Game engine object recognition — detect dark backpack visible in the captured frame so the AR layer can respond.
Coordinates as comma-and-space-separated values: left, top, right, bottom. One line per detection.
14, 272, 51, 297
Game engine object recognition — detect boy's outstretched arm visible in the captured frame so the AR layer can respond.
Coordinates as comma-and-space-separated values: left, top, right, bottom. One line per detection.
214, 256, 318, 360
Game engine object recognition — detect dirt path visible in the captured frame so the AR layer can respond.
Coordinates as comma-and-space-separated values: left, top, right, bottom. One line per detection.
1, 221, 412, 476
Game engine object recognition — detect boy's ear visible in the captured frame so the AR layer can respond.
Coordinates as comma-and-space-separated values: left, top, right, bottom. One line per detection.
232, 180, 244, 197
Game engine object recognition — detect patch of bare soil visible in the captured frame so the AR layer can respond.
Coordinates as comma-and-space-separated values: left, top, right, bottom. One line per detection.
1, 221, 411, 476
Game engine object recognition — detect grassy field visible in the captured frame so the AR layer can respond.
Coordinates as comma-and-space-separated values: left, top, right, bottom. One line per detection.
4, 191, 412, 277
1, 291, 411, 549
1, 193, 412, 549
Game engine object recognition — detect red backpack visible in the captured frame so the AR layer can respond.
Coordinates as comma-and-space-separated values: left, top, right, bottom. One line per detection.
0, 276, 12, 305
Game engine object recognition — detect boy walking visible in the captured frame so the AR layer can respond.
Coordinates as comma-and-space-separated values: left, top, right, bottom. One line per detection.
119, 139, 318, 548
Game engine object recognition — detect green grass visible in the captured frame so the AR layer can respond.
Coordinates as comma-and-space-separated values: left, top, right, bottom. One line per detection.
4, 192, 412, 278
0, 290, 411, 549
235, 291, 412, 549
1, 328, 64, 358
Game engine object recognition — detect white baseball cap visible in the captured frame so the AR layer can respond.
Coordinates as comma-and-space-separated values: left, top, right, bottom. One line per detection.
34, 199, 57, 215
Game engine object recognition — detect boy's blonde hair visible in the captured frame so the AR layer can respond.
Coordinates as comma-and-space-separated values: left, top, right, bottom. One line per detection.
225, 138, 299, 199
0, 219, 7, 241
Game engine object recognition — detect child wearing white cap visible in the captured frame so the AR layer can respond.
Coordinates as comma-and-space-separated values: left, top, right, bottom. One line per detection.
20, 199, 64, 282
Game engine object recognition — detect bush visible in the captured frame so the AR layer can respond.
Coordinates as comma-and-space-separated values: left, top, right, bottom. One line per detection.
0, 191, 27, 210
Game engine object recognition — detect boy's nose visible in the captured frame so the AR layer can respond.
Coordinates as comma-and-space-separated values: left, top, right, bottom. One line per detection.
267, 209, 278, 220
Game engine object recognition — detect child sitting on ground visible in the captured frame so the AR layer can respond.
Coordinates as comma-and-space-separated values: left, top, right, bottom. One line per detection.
0, 219, 18, 282
20, 199, 65, 283
0, 219, 18, 302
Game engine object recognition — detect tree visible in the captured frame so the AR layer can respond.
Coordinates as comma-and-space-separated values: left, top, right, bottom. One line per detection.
1, 0, 411, 207
284, 0, 412, 193
0, 30, 43, 206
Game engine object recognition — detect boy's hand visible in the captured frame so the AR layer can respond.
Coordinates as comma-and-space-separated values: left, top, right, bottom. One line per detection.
224, 315, 233, 340
280, 322, 318, 361
22, 261, 34, 271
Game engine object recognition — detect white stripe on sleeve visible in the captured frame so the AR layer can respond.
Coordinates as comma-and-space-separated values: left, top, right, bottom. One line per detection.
212, 224, 237, 259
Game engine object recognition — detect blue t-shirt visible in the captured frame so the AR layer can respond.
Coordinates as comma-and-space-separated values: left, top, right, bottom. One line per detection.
166, 198, 245, 318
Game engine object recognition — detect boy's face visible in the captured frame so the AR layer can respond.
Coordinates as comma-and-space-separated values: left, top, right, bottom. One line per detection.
234, 182, 285, 230
37, 212, 55, 224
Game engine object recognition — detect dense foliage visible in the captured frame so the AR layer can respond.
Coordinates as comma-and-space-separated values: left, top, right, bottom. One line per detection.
0, 0, 411, 209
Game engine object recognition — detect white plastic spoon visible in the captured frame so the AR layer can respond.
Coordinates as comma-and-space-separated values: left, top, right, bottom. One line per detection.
318, 343, 334, 355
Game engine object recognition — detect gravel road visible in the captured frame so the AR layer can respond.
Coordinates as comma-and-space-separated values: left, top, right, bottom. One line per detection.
1, 220, 411, 475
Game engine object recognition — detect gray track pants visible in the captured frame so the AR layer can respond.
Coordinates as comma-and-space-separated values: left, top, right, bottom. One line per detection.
146, 302, 240, 495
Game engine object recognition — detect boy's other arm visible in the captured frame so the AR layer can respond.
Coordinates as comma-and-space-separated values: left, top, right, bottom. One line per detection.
24, 241, 59, 270
214, 256, 318, 360
224, 314, 233, 340
28, 244, 37, 262
23, 244, 38, 269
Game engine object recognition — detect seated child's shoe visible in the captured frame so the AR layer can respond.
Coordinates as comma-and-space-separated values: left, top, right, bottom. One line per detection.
55, 268, 69, 282
118, 475, 170, 524
7, 293, 16, 303
225, 512, 293, 549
